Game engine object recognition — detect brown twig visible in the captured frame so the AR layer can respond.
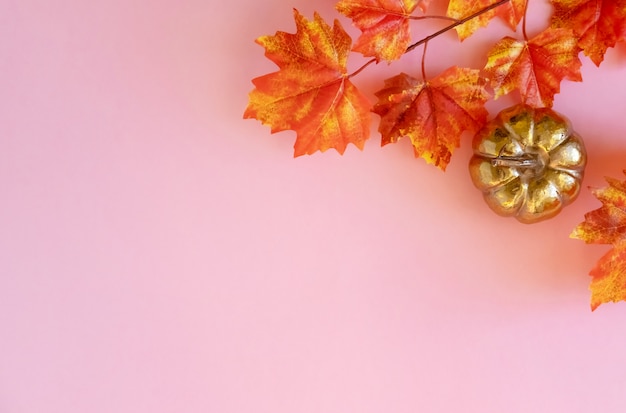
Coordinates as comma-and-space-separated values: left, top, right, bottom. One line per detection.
348, 0, 512, 78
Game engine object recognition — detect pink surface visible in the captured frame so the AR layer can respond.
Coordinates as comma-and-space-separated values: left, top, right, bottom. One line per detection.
2, 1, 626, 412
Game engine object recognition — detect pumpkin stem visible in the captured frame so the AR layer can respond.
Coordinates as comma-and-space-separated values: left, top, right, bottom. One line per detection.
492, 148, 550, 179
491, 155, 538, 168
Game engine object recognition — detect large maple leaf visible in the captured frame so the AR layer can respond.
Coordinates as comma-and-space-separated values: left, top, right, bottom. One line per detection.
551, 0, 626, 66
336, 0, 424, 62
244, 10, 371, 156
447, 0, 527, 40
483, 27, 582, 108
571, 173, 626, 310
373, 67, 489, 170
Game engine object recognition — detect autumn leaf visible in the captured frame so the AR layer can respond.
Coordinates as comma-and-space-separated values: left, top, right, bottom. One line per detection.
447, 0, 496, 40
497, 0, 527, 30
572, 176, 626, 245
447, 0, 526, 40
571, 173, 626, 310
373, 67, 489, 170
585, 242, 626, 311
551, 0, 626, 66
483, 27, 582, 108
244, 10, 371, 156
336, 0, 423, 61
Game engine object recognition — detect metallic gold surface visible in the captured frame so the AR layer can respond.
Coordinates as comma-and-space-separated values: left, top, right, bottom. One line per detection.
469, 104, 587, 224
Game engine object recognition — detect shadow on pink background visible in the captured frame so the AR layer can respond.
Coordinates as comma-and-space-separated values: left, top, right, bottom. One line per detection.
2, 0, 626, 412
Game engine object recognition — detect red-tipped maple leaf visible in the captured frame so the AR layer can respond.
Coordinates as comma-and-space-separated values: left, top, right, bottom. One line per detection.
244, 10, 371, 156
373, 67, 489, 170
447, 0, 526, 40
551, 0, 626, 66
571, 173, 626, 310
483, 27, 582, 108
336, 0, 424, 62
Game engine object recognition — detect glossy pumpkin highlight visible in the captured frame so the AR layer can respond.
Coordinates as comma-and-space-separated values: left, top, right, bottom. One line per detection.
469, 104, 587, 224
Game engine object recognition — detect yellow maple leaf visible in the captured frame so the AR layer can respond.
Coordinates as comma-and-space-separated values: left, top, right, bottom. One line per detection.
447, 0, 526, 40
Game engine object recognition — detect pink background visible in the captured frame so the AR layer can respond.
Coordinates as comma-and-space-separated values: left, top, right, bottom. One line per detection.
2, 0, 626, 412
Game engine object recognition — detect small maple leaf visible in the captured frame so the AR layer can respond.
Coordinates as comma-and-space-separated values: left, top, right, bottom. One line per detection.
244, 10, 371, 156
483, 27, 582, 108
373, 67, 489, 170
447, 0, 496, 40
551, 0, 626, 66
587, 242, 626, 311
447, 0, 526, 40
571, 173, 626, 310
497, 0, 527, 30
336, 0, 423, 62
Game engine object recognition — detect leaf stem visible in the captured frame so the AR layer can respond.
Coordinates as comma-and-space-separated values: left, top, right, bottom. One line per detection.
521, 0, 529, 40
421, 41, 429, 80
408, 15, 459, 23
406, 0, 512, 53
348, 58, 376, 78
348, 0, 512, 78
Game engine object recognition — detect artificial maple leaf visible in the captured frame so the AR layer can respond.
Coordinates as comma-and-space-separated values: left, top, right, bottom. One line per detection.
571, 176, 626, 245
551, 0, 626, 66
373, 67, 489, 170
497, 0, 527, 30
447, 0, 526, 40
587, 242, 626, 310
571, 173, 626, 310
336, 0, 422, 62
447, 0, 496, 40
244, 10, 371, 156
483, 27, 582, 108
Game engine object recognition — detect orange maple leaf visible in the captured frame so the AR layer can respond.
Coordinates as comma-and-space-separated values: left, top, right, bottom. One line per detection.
589, 243, 626, 311
497, 0, 527, 30
244, 10, 371, 156
373, 67, 489, 170
336, 0, 424, 62
551, 0, 626, 66
571, 173, 626, 310
447, 0, 526, 40
483, 27, 582, 108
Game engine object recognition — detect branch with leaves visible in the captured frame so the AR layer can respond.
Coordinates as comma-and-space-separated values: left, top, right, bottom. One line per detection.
244, 0, 626, 310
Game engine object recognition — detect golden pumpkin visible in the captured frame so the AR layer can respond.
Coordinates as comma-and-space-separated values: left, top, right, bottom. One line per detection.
469, 104, 587, 224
